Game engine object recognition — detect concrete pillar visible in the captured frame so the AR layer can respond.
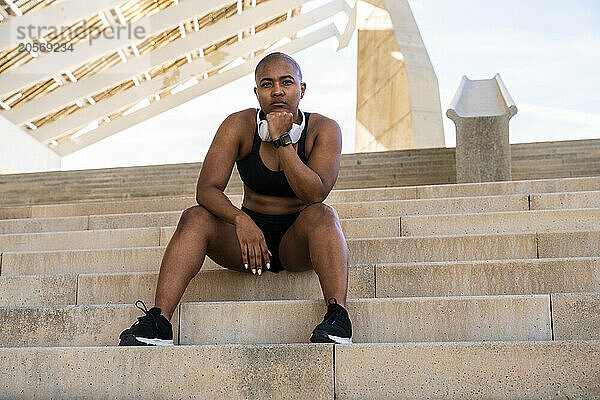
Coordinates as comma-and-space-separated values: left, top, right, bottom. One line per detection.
355, 0, 445, 152
0, 115, 61, 174
447, 74, 518, 183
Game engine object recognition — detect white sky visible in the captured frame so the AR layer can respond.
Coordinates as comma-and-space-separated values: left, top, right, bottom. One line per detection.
61, 0, 600, 170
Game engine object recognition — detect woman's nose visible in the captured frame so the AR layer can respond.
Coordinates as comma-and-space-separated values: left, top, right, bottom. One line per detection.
272, 83, 284, 95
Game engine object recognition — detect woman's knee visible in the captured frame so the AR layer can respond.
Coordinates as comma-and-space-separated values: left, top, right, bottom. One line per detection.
299, 203, 340, 228
178, 205, 217, 233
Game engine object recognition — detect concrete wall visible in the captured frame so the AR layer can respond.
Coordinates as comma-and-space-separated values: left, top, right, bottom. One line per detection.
0, 115, 61, 174
355, 0, 445, 152
356, 27, 413, 151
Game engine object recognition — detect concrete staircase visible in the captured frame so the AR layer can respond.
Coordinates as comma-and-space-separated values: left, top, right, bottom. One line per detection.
2, 138, 600, 206
1, 173, 600, 398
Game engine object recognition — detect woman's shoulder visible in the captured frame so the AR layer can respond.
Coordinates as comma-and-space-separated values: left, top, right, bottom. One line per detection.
223, 109, 257, 160
226, 108, 257, 125
220, 108, 257, 139
305, 112, 341, 137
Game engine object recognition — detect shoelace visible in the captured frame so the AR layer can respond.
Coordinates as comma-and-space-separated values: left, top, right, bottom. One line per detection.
323, 298, 345, 325
133, 300, 160, 334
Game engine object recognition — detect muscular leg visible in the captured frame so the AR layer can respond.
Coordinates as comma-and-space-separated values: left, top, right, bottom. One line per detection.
154, 205, 249, 320
278, 203, 349, 307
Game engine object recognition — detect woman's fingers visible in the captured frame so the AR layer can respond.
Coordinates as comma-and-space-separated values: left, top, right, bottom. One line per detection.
253, 241, 264, 276
261, 242, 271, 271
249, 243, 258, 275
241, 242, 249, 271
239, 235, 270, 276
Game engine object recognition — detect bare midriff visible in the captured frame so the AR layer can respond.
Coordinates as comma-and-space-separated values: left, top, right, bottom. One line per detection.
241, 184, 307, 215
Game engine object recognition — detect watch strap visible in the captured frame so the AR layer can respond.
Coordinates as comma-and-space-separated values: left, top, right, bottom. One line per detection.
274, 132, 292, 148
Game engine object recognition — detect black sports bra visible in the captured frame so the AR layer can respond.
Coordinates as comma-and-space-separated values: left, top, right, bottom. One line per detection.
236, 111, 310, 198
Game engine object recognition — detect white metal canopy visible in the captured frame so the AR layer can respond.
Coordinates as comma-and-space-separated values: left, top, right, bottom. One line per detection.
0, 0, 357, 156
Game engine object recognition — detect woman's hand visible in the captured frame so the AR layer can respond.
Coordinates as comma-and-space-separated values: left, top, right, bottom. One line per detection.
266, 110, 293, 141
234, 213, 271, 275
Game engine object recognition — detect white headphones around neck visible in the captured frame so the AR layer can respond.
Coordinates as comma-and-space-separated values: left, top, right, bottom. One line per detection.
256, 109, 305, 143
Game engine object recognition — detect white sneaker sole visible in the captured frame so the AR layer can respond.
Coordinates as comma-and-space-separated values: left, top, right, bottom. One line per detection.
135, 337, 174, 346
327, 335, 352, 344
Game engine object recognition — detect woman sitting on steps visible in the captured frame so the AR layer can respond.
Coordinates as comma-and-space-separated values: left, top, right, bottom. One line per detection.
118, 52, 352, 346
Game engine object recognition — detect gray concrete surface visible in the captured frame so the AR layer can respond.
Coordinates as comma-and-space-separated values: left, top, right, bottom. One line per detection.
447, 74, 517, 183
335, 341, 600, 399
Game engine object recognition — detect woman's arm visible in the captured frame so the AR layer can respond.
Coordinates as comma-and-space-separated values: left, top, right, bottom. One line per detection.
196, 110, 271, 273
276, 116, 342, 204
195, 112, 247, 225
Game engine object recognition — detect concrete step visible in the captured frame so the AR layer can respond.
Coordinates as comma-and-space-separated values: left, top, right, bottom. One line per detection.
0, 274, 76, 306
512, 159, 600, 172
415, 176, 600, 199
377, 257, 600, 298
0, 196, 199, 219
0, 168, 454, 194
0, 148, 453, 182
0, 215, 88, 234
0, 344, 334, 399
0, 295, 551, 347
156, 216, 401, 244
335, 341, 600, 399
0, 233, 539, 276
0, 266, 375, 307
0, 216, 402, 251
2, 187, 598, 232
531, 190, 600, 210
401, 208, 600, 236
1, 341, 598, 399
551, 292, 600, 340
1, 246, 167, 276
5, 257, 599, 307
0, 175, 461, 202
0, 161, 454, 189
5, 168, 598, 202
179, 296, 551, 345
86, 194, 528, 232
511, 138, 600, 152
0, 188, 199, 206
0, 194, 527, 234
0, 177, 600, 211
538, 230, 600, 258
2, 175, 599, 208
0, 183, 600, 223
4, 166, 598, 203
0, 304, 180, 347
0, 158, 595, 189
0, 227, 161, 251
0, 150, 452, 181
333, 193, 528, 217
0, 138, 596, 180
1, 146, 597, 189
512, 171, 587, 181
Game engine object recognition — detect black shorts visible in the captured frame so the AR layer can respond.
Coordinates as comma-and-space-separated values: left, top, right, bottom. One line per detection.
241, 206, 301, 273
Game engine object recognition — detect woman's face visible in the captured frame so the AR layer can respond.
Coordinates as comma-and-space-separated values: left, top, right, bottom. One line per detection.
254, 58, 306, 117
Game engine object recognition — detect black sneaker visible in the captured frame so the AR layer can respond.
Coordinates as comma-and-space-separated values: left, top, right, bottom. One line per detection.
310, 298, 352, 344
118, 300, 174, 346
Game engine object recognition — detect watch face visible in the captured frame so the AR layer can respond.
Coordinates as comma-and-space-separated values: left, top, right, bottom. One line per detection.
281, 134, 292, 145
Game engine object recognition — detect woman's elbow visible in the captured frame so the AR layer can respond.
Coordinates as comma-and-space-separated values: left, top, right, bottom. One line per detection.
195, 185, 211, 205
300, 190, 327, 205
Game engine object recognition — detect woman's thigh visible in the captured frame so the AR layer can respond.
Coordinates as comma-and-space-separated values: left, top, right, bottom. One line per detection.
203, 214, 250, 274
277, 203, 344, 272
277, 215, 312, 272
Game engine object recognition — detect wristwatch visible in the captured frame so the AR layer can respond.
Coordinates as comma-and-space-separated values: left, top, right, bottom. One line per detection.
273, 132, 293, 148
